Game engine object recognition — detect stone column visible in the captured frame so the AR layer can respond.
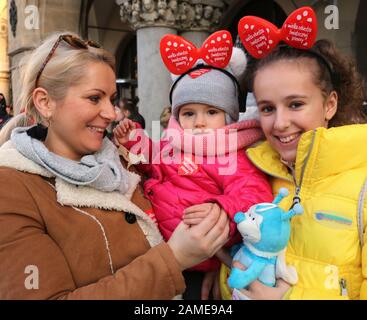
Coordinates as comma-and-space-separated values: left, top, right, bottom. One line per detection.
8, 0, 81, 113
116, 0, 227, 136
136, 26, 174, 137
116, 0, 178, 136
0, 1, 10, 102
180, 0, 226, 46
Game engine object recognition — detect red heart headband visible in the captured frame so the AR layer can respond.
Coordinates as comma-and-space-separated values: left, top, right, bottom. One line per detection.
160, 30, 233, 75
238, 6, 317, 59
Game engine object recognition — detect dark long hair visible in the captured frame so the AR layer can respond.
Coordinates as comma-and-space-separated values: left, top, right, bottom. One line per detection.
247, 39, 367, 127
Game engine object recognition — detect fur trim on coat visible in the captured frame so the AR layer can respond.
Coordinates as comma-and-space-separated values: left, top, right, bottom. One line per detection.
0, 140, 163, 247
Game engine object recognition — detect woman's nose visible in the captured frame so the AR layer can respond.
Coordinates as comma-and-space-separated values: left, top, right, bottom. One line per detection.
101, 101, 117, 122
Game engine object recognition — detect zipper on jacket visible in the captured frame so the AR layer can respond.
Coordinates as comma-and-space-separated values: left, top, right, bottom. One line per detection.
357, 177, 367, 247
288, 130, 317, 209
339, 278, 348, 297
291, 186, 301, 208
285, 163, 301, 208
248, 129, 317, 207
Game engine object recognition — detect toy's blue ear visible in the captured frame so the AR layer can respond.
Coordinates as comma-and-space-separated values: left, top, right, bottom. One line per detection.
273, 188, 289, 205
234, 212, 245, 224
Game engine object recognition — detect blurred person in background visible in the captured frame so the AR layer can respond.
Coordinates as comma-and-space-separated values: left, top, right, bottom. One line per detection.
0, 93, 11, 130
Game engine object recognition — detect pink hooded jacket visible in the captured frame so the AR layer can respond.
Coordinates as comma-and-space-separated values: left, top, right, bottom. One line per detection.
123, 117, 273, 271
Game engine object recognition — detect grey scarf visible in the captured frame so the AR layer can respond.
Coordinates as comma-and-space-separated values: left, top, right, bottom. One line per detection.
11, 126, 130, 193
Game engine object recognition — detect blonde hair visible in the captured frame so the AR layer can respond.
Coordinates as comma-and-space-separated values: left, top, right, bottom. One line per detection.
16, 32, 116, 124
160, 106, 172, 129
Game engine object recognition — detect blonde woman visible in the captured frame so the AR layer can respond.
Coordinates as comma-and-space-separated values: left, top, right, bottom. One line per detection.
0, 33, 229, 299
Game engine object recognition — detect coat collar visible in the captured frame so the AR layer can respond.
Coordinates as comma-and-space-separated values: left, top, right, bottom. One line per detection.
247, 124, 367, 182
0, 140, 163, 247
0, 140, 141, 210
246, 140, 292, 182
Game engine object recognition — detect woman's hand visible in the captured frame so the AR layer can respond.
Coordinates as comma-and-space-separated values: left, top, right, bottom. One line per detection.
168, 203, 230, 271
238, 278, 290, 300
232, 261, 290, 300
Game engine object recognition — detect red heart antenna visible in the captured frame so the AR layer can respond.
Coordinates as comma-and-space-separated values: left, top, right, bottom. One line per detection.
238, 6, 317, 59
160, 30, 233, 75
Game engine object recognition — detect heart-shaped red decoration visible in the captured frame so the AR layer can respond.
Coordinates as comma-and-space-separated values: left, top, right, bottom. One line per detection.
160, 34, 198, 75
200, 30, 233, 68
281, 7, 317, 49
160, 30, 233, 75
237, 6, 318, 59
238, 16, 280, 59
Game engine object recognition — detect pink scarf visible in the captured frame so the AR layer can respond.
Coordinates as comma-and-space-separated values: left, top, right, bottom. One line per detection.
164, 117, 264, 157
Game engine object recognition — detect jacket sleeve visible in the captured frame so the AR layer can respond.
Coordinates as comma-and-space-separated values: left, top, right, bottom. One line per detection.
63, 243, 185, 300
0, 171, 185, 300
202, 152, 273, 236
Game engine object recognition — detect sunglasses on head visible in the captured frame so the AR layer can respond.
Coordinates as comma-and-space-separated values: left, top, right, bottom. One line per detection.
35, 34, 101, 88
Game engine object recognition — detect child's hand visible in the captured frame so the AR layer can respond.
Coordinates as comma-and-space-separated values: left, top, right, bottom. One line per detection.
113, 118, 136, 146
183, 203, 214, 226
201, 270, 221, 300
215, 247, 232, 268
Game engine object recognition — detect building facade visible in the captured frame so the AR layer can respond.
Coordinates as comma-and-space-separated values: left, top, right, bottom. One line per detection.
5, 0, 367, 133
0, 0, 9, 103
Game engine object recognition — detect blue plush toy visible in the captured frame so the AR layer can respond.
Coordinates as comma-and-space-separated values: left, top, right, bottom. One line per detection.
227, 188, 303, 290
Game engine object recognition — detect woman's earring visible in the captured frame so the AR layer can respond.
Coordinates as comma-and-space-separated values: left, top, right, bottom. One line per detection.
45, 114, 52, 127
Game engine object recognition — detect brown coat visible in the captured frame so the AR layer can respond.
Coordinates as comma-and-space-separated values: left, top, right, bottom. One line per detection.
0, 141, 185, 299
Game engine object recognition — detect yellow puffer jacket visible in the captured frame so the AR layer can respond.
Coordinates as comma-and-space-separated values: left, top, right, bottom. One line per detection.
244, 124, 367, 299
